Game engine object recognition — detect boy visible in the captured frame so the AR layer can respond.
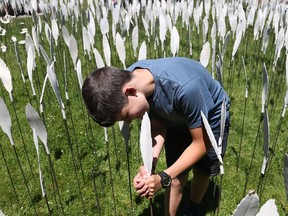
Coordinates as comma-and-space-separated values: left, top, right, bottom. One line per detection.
82, 57, 230, 216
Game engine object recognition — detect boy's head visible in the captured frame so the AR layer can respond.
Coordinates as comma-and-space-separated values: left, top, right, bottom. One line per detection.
82, 66, 132, 127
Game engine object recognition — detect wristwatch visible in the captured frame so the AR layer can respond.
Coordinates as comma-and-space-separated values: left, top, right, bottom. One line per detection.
158, 171, 172, 188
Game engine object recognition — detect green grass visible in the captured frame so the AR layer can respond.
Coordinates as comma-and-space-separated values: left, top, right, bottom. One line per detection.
0, 2, 288, 215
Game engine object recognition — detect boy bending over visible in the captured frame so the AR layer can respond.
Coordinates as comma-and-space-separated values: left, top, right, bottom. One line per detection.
82, 57, 230, 216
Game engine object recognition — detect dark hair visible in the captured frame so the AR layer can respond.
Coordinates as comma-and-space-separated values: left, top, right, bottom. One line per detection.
82, 66, 132, 127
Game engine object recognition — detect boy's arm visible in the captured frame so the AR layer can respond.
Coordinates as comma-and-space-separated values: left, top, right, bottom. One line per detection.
164, 126, 209, 178
150, 118, 166, 172
145, 126, 209, 197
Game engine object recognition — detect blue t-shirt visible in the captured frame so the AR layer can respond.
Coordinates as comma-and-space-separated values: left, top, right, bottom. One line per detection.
127, 57, 230, 130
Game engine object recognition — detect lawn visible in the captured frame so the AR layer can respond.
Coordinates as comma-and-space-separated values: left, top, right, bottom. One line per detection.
0, 0, 287, 215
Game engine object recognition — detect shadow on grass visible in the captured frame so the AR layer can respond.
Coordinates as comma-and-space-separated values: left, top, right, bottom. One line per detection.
137, 180, 220, 216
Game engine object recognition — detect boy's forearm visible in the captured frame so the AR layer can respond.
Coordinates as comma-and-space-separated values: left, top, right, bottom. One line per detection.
152, 135, 164, 171
164, 126, 208, 178
164, 140, 207, 178
150, 118, 166, 169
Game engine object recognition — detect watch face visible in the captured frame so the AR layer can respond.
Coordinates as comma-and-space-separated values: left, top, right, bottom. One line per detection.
159, 172, 172, 188
163, 177, 171, 187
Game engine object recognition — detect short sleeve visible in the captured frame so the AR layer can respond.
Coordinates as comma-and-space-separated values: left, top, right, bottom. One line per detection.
176, 78, 214, 128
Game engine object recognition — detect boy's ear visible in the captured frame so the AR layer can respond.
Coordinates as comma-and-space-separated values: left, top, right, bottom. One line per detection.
124, 86, 137, 96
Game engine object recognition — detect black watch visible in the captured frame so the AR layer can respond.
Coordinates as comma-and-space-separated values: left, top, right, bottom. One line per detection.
158, 171, 172, 188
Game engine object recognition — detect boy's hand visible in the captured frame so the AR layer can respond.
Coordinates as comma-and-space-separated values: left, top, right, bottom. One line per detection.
133, 166, 149, 197
145, 174, 162, 199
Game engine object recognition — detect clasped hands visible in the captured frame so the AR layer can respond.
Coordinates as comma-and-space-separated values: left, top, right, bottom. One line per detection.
133, 166, 162, 199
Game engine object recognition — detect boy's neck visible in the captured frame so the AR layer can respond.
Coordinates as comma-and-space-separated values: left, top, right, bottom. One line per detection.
132, 68, 155, 98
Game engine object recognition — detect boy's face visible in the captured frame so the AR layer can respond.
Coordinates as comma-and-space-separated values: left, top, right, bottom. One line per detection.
116, 91, 149, 124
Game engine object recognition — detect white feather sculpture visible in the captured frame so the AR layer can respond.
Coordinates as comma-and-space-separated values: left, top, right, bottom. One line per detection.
261, 108, 269, 175
200, 41, 210, 68
51, 18, 59, 46
0, 58, 13, 101
44, 22, 52, 47
228, 11, 237, 37
284, 27, 288, 50
138, 41, 147, 61
193, 2, 203, 34
31, 26, 40, 56
25, 103, 48, 197
201, 111, 224, 174
46, 63, 66, 119
100, 17, 109, 36
27, 45, 36, 96
140, 112, 153, 176
76, 59, 83, 89
60, 2, 68, 20
141, 15, 150, 38
218, 15, 226, 42
39, 45, 66, 119
273, 27, 284, 70
0, 97, 14, 145
25, 103, 49, 153
87, 23, 95, 48
211, 21, 216, 78
159, 13, 167, 52
242, 56, 249, 99
68, 34, 78, 68
88, 11, 96, 38
102, 34, 111, 66
233, 190, 259, 216
284, 53, 288, 116
285, 53, 288, 89
39, 74, 48, 114
204, 0, 211, 17
256, 199, 279, 216
262, 63, 268, 113
247, 5, 256, 27
219, 99, 226, 154
115, 32, 126, 68
232, 28, 243, 61
132, 25, 139, 57
62, 25, 70, 47
282, 89, 288, 117
26, 34, 36, 96
170, 26, 179, 57
31, 0, 37, 11
82, 26, 91, 56
262, 26, 270, 54
93, 48, 105, 69
0, 209, 5, 216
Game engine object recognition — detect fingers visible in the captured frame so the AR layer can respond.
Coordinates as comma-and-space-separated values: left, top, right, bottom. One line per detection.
133, 171, 148, 197
146, 174, 164, 198
139, 166, 148, 179
133, 166, 159, 198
